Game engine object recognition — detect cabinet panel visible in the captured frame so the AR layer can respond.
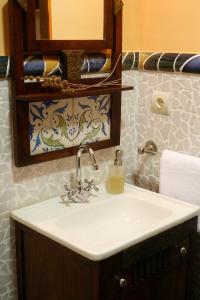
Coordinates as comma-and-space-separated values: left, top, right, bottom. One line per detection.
18, 225, 99, 300
15, 218, 198, 300
121, 265, 187, 300
120, 240, 188, 300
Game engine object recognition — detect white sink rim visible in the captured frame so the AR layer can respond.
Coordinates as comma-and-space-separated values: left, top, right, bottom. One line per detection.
11, 184, 200, 261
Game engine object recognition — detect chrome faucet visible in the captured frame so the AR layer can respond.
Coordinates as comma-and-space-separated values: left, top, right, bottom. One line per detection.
62, 145, 99, 203
76, 145, 99, 189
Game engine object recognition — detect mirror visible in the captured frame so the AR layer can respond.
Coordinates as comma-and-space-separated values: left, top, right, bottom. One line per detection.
35, 0, 104, 41
27, 0, 113, 51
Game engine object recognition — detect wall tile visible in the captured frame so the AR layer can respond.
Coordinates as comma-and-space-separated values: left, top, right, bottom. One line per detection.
136, 71, 200, 192
29, 95, 111, 155
73, 95, 111, 146
29, 99, 73, 155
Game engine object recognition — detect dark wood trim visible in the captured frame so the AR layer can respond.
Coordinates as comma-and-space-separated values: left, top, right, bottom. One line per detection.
9, 0, 25, 95
38, 0, 52, 39
112, 1, 122, 80
15, 222, 25, 300
14, 101, 30, 167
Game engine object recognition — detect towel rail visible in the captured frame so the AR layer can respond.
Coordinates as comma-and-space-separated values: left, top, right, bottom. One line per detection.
138, 140, 158, 155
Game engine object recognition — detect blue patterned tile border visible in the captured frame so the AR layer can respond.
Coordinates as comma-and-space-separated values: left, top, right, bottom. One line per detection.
0, 56, 9, 79
122, 52, 139, 70
29, 95, 111, 155
0, 52, 138, 80
3, 52, 200, 80
24, 55, 62, 76
142, 52, 200, 74
81, 51, 111, 73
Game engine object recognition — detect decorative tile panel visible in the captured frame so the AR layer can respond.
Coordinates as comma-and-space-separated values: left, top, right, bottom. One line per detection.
29, 99, 73, 155
29, 95, 111, 155
73, 95, 111, 146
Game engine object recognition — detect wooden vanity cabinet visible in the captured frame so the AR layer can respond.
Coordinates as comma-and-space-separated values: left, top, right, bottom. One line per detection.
15, 217, 197, 300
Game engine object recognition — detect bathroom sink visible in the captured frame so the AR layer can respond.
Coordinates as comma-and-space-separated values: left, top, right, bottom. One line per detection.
11, 184, 200, 261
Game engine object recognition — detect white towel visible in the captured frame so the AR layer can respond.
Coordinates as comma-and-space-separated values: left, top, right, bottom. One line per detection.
160, 150, 200, 229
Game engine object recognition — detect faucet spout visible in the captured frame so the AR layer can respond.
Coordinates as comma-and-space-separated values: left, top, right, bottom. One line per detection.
76, 145, 99, 188
88, 147, 99, 171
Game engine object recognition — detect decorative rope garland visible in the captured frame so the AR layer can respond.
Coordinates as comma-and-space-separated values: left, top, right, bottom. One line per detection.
23, 54, 122, 95
42, 54, 122, 95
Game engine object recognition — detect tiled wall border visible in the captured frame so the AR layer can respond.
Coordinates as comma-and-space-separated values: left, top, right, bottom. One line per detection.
0, 56, 9, 79
2, 52, 200, 80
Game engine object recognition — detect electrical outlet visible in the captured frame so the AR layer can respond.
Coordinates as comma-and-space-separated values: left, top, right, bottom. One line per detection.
151, 91, 170, 116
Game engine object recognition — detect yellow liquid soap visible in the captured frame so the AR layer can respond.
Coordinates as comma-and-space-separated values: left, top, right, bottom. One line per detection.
106, 175, 125, 194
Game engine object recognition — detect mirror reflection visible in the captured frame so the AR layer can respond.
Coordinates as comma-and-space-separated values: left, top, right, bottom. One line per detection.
35, 0, 104, 40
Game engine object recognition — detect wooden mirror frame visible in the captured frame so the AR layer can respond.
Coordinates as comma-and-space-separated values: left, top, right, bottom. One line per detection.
26, 0, 113, 52
9, 0, 133, 167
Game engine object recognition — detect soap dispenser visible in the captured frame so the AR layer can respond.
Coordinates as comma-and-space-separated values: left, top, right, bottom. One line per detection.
106, 150, 125, 194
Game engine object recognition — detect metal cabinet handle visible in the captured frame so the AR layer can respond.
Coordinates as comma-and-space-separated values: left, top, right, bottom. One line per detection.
115, 275, 127, 287
180, 247, 187, 256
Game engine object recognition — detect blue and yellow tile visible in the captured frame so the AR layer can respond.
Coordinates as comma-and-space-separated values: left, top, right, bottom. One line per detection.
24, 55, 62, 77
29, 95, 111, 155
29, 99, 73, 155
73, 95, 111, 146
81, 50, 111, 74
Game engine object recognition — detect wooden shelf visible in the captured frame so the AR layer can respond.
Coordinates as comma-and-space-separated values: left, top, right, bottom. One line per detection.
16, 85, 134, 102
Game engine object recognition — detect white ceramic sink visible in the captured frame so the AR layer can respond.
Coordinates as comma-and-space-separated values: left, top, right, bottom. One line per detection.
11, 184, 200, 261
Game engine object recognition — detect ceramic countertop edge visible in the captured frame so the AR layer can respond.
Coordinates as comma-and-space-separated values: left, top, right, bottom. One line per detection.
10, 184, 200, 261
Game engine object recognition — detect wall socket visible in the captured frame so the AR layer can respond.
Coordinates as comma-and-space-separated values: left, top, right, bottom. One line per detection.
151, 91, 170, 116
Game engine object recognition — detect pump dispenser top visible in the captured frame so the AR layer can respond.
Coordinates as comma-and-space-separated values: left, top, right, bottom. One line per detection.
114, 149, 122, 166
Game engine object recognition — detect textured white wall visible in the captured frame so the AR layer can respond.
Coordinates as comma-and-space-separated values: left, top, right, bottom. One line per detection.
135, 71, 200, 191
0, 71, 138, 299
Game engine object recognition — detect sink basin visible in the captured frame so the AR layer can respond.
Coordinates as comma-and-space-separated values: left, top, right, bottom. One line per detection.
11, 184, 200, 261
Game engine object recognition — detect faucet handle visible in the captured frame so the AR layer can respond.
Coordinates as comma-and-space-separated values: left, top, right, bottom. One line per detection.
84, 179, 99, 192
63, 184, 80, 202
64, 184, 70, 192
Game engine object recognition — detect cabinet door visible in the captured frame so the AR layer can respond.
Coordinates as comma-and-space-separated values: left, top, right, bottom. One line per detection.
154, 265, 186, 300
120, 265, 186, 300
121, 283, 155, 300
120, 242, 188, 300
